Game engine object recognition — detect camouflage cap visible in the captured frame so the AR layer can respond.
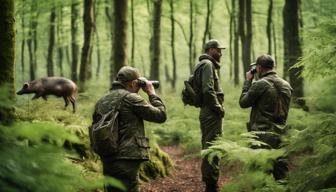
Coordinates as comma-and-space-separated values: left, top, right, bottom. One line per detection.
204, 39, 226, 51
116, 66, 140, 82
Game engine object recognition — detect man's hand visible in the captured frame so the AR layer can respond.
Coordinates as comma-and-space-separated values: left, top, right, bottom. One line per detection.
139, 78, 156, 96
246, 71, 254, 81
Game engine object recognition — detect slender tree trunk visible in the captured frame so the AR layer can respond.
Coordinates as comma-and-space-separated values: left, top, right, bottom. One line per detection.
57, 5, 64, 76
150, 0, 162, 82
245, 0, 252, 70
111, 0, 128, 87
188, 0, 194, 74
169, 0, 177, 89
79, 0, 95, 91
239, 0, 252, 76
224, 0, 233, 79
71, 1, 79, 82
202, 0, 211, 47
0, 0, 15, 123
94, 0, 101, 78
47, 6, 56, 77
233, 0, 239, 85
272, 21, 277, 64
283, 0, 306, 108
21, 8, 25, 79
27, 3, 38, 81
130, 0, 135, 67
266, 0, 273, 55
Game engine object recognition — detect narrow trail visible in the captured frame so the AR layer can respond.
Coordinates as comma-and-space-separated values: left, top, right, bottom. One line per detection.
140, 146, 229, 192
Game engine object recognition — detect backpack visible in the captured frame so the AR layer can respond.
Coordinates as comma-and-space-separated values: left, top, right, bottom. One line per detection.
181, 62, 206, 107
263, 77, 292, 124
89, 93, 127, 156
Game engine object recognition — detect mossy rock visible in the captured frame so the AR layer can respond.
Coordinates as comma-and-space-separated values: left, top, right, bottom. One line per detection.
139, 144, 173, 182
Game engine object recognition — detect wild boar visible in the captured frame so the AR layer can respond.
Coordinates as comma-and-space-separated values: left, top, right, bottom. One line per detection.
17, 77, 77, 113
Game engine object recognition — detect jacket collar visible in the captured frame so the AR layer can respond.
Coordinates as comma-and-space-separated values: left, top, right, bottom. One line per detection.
111, 81, 127, 90
261, 70, 277, 78
199, 54, 221, 69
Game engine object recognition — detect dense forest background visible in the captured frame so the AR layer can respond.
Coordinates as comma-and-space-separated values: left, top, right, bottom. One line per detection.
0, 0, 336, 191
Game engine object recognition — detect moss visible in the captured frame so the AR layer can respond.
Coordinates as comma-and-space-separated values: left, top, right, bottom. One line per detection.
139, 144, 173, 182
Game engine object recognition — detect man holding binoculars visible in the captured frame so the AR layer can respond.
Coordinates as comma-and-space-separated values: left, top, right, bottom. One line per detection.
91, 66, 166, 192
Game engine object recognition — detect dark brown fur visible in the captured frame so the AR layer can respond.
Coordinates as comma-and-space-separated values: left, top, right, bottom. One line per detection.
17, 77, 77, 113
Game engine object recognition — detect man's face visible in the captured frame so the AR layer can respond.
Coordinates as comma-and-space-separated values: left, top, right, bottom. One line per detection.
126, 80, 141, 93
209, 48, 222, 62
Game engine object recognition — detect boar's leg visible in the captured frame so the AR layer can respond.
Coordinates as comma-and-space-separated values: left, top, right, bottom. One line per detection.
69, 96, 76, 113
42, 95, 48, 101
63, 96, 69, 109
32, 94, 41, 100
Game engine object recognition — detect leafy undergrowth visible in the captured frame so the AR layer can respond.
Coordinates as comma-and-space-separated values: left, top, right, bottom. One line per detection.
11, 82, 173, 191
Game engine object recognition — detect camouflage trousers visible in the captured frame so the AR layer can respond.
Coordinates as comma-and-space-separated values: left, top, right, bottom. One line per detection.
101, 159, 142, 192
200, 107, 223, 188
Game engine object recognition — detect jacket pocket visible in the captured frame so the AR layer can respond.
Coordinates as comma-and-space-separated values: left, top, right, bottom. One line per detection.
135, 136, 150, 149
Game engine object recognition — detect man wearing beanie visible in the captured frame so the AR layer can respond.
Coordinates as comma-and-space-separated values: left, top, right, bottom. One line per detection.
91, 66, 167, 192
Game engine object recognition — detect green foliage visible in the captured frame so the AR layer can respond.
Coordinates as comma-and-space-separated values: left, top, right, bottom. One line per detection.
0, 121, 125, 192
287, 113, 336, 192
202, 133, 286, 192
295, 19, 336, 80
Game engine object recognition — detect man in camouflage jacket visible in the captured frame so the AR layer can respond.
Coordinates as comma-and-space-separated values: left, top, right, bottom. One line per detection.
92, 66, 166, 192
194, 39, 225, 192
239, 54, 292, 179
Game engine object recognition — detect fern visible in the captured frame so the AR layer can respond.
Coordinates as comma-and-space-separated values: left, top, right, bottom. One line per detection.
0, 122, 125, 192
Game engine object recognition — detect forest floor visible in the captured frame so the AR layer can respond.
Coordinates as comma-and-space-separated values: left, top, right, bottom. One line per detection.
140, 146, 230, 192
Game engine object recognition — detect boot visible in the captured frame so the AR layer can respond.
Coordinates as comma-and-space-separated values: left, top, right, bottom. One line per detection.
205, 183, 219, 192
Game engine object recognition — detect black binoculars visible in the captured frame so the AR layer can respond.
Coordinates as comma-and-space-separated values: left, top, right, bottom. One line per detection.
250, 65, 257, 74
138, 79, 160, 89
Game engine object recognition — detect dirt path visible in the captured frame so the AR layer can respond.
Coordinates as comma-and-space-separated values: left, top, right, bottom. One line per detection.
140, 146, 229, 192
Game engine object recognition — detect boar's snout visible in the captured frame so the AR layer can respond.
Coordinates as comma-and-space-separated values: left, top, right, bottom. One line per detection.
16, 90, 23, 95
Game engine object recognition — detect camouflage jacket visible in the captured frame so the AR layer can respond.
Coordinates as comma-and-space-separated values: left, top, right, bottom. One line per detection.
239, 71, 292, 133
195, 54, 224, 117
92, 82, 166, 160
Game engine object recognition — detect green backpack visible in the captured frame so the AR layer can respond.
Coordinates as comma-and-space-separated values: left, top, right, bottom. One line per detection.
181, 62, 205, 107
89, 93, 127, 156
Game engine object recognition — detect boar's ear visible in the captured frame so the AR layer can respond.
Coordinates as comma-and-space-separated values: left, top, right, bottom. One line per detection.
23, 83, 29, 89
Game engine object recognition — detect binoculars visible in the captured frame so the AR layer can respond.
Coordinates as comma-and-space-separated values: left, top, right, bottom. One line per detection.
250, 63, 257, 74
138, 79, 160, 89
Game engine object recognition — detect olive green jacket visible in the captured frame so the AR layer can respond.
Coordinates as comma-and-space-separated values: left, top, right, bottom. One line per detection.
239, 71, 292, 133
92, 82, 166, 160
195, 54, 224, 117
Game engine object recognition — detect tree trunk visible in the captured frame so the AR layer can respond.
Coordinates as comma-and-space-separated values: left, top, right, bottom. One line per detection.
112, 0, 128, 87
266, 0, 273, 55
233, 0, 239, 85
130, 0, 135, 67
188, 0, 194, 74
245, 0, 252, 71
21, 8, 25, 80
57, 5, 64, 77
94, 1, 102, 78
47, 6, 56, 77
0, 0, 15, 123
169, 0, 177, 89
202, 0, 211, 48
71, 1, 79, 82
79, 0, 95, 91
283, 0, 306, 108
150, 0, 162, 82
27, 3, 38, 81
238, 0, 252, 77
224, 0, 233, 79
